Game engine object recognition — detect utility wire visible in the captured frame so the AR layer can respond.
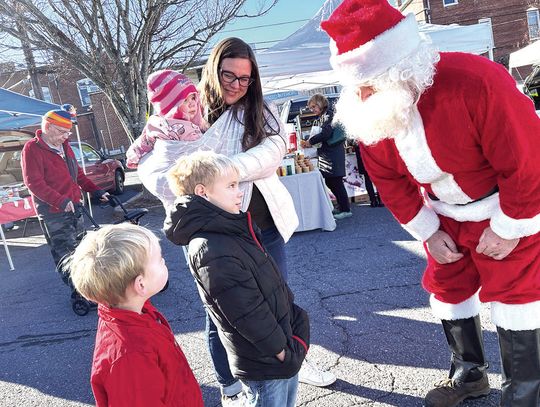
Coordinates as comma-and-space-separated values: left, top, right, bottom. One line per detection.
220, 18, 310, 33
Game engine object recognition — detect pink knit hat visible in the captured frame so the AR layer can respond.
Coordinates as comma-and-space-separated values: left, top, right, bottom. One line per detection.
147, 70, 198, 118
321, 0, 422, 84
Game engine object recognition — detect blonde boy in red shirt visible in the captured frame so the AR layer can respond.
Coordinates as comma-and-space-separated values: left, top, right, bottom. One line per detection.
67, 223, 203, 407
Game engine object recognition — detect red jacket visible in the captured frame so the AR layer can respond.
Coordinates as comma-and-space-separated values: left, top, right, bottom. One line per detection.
361, 52, 540, 241
91, 301, 203, 407
21, 130, 101, 215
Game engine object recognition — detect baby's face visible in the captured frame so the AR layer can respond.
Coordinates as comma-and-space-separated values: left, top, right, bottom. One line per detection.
179, 93, 198, 120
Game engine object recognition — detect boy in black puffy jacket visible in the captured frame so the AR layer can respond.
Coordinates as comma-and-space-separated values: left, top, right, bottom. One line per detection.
164, 151, 310, 407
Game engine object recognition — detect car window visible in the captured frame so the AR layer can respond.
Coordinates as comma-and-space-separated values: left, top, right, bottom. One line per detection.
81, 144, 101, 163
71, 145, 82, 162
71, 144, 101, 164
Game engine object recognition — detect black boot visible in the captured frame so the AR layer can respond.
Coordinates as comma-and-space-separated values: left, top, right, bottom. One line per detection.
425, 316, 491, 407
497, 327, 540, 407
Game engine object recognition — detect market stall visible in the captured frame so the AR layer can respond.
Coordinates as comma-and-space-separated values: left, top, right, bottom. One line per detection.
0, 195, 36, 271
257, 0, 494, 94
279, 170, 336, 232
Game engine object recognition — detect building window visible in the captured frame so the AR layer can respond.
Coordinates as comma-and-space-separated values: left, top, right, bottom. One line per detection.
29, 86, 52, 103
528, 8, 540, 40
443, 0, 458, 6
76, 78, 100, 106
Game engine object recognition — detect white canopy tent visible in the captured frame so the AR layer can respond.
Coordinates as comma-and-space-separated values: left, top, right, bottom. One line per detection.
509, 40, 540, 70
258, 0, 494, 97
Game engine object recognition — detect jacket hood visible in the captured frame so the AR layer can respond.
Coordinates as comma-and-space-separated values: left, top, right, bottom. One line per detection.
164, 195, 256, 247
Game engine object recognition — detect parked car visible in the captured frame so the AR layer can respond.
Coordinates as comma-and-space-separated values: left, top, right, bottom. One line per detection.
0, 130, 125, 195
69, 141, 125, 195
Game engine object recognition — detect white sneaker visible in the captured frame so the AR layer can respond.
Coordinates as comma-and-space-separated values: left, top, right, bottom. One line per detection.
298, 358, 337, 387
221, 391, 247, 406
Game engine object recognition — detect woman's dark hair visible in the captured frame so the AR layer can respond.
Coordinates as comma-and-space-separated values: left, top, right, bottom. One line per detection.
199, 37, 281, 151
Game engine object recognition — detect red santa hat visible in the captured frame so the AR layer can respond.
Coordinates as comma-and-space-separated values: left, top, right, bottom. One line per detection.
321, 0, 422, 84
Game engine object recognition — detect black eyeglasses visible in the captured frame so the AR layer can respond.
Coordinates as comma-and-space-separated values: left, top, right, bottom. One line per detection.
219, 69, 254, 87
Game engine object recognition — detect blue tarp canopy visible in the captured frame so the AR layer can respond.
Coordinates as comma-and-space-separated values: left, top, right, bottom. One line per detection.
0, 88, 61, 130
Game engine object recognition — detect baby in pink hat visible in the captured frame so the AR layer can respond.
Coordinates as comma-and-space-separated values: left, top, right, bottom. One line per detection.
126, 70, 207, 168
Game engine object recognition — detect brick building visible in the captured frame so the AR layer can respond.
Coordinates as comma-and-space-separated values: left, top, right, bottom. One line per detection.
0, 65, 133, 154
399, 0, 540, 69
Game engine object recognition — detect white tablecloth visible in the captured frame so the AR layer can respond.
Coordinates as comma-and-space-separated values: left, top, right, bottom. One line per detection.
279, 170, 336, 232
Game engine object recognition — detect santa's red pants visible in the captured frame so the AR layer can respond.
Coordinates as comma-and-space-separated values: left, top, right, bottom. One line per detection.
422, 216, 540, 308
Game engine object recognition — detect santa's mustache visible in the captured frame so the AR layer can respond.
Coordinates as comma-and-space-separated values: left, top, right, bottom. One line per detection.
333, 84, 416, 146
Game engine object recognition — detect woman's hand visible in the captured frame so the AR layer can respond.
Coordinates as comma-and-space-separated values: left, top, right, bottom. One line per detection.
276, 349, 285, 362
301, 140, 311, 148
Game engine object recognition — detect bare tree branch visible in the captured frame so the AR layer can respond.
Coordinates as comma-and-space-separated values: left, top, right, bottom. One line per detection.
0, 0, 278, 140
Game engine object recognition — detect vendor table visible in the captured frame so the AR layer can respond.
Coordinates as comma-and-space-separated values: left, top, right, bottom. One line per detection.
0, 197, 36, 271
279, 170, 336, 232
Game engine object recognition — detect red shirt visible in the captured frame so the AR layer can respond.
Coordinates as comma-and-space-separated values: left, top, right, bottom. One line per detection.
91, 301, 203, 407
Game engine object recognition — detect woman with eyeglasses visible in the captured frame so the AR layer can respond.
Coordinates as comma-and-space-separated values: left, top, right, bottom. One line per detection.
194, 37, 336, 406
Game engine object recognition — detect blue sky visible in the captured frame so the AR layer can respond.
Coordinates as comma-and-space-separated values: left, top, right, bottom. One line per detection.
211, 0, 396, 51
211, 0, 328, 51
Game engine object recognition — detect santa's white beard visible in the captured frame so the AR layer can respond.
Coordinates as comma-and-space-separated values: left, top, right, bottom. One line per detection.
334, 84, 416, 146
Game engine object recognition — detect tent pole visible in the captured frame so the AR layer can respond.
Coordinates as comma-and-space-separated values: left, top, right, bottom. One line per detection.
74, 124, 93, 217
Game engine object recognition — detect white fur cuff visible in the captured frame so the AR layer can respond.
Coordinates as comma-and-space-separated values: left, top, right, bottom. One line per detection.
430, 293, 481, 320
330, 14, 422, 84
490, 206, 540, 240
491, 301, 540, 330
402, 205, 440, 241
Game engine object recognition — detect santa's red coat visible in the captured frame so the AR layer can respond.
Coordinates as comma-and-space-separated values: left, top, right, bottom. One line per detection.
361, 53, 540, 325
362, 52, 540, 242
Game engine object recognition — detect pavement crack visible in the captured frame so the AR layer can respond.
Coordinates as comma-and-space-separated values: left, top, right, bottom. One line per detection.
320, 283, 421, 301
0, 328, 95, 350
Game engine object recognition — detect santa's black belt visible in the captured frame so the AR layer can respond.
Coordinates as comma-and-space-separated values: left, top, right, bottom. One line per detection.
427, 186, 499, 206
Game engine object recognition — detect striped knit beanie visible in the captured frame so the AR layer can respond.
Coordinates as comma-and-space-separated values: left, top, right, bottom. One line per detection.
43, 109, 73, 129
147, 70, 198, 118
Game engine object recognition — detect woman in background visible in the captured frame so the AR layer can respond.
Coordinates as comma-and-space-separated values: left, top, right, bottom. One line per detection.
303, 93, 352, 220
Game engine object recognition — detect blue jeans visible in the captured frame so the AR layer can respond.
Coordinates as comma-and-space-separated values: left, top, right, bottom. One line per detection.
241, 374, 299, 407
206, 225, 289, 393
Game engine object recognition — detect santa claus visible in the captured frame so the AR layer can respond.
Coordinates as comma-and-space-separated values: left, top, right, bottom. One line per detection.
322, 1, 540, 406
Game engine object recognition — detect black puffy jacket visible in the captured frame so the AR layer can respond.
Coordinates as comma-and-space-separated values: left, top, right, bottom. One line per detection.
164, 195, 310, 380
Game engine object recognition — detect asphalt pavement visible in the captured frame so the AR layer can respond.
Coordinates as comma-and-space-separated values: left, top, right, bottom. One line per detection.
0, 172, 502, 406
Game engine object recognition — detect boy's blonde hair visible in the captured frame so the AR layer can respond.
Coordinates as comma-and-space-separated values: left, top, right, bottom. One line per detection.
168, 151, 239, 196
65, 224, 158, 305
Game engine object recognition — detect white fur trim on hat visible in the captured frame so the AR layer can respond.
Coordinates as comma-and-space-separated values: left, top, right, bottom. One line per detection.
491, 301, 540, 330
330, 13, 422, 84
430, 292, 481, 321
490, 206, 540, 240
402, 205, 440, 241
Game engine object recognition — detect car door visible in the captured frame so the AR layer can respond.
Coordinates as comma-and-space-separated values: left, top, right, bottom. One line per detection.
71, 143, 108, 189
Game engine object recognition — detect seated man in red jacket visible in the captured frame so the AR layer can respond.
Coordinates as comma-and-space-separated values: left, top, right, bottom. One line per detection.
21, 109, 109, 292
